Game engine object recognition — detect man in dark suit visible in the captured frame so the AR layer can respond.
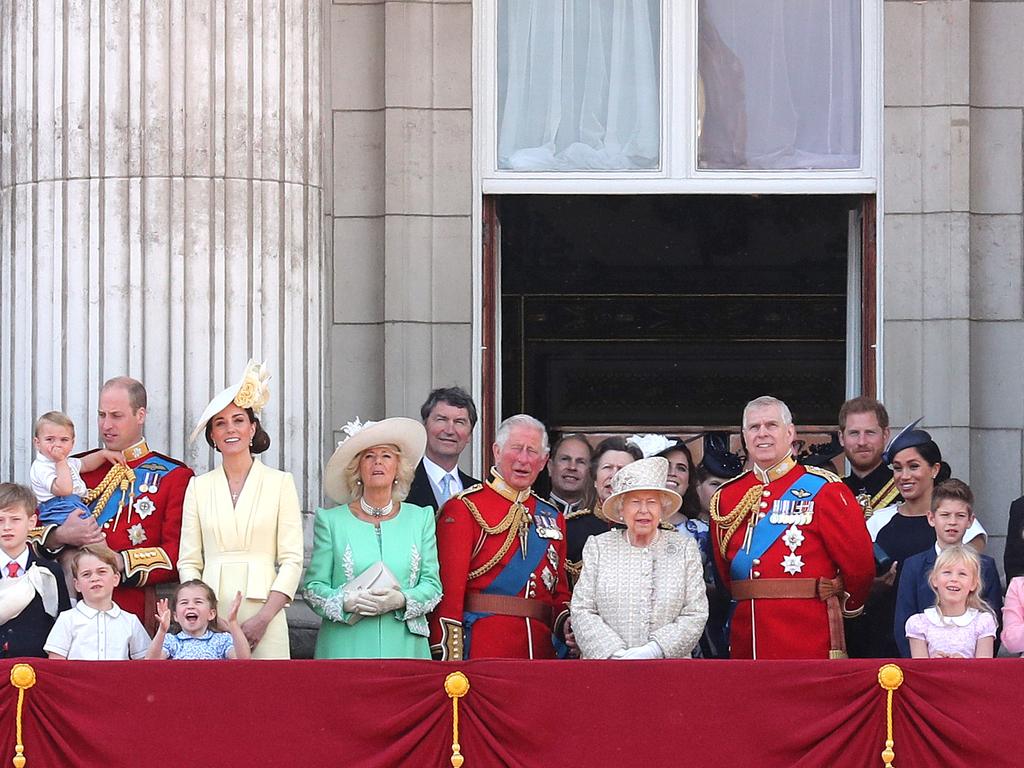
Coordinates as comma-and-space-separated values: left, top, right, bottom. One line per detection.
406, 387, 479, 514
892, 479, 1002, 657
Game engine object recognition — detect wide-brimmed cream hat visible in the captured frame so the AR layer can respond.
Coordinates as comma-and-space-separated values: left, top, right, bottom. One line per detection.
189, 359, 272, 444
324, 417, 427, 504
602, 457, 682, 520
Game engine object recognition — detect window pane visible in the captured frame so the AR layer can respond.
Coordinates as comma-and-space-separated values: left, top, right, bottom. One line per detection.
497, 0, 661, 171
698, 0, 861, 170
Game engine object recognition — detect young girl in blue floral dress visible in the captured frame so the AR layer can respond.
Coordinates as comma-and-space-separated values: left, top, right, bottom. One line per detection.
146, 580, 251, 660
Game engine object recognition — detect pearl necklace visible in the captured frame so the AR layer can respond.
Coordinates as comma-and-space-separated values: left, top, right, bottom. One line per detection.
359, 497, 394, 518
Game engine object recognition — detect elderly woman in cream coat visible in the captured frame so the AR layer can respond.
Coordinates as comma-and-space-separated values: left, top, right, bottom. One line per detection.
178, 360, 304, 659
571, 457, 708, 659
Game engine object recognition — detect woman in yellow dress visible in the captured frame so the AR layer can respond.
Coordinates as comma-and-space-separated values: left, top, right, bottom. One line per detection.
178, 360, 304, 659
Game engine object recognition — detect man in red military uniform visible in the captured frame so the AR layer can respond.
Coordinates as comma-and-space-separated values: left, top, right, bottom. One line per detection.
36, 377, 192, 628
710, 396, 874, 659
430, 414, 570, 660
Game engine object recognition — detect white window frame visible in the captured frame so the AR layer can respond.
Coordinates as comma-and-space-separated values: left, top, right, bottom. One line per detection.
477, 0, 882, 195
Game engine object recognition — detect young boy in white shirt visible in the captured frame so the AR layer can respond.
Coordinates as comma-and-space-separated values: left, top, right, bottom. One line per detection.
44, 546, 150, 660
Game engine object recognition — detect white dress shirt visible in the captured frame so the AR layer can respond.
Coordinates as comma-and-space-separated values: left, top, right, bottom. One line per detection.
422, 455, 463, 506
44, 601, 151, 660
3, 547, 29, 578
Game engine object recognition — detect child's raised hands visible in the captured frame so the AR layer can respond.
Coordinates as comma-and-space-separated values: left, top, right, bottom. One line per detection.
155, 598, 172, 633
228, 591, 243, 626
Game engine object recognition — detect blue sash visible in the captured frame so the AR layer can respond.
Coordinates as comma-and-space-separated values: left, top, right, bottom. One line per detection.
463, 501, 554, 655
730, 472, 827, 582
90, 456, 177, 526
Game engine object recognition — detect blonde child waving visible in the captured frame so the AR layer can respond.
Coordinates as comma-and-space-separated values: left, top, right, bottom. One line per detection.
147, 580, 250, 660
905, 545, 997, 658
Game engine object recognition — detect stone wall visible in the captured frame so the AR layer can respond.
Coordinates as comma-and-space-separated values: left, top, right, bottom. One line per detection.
325, 0, 475, 461
884, 0, 1024, 570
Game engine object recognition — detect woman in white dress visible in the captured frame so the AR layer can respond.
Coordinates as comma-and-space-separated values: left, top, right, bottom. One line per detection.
571, 457, 708, 659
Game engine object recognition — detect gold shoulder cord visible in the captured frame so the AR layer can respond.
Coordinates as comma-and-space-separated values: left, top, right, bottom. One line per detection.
462, 496, 529, 580
710, 483, 764, 558
81, 464, 136, 519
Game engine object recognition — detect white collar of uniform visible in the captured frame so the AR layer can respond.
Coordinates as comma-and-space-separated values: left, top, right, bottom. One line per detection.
34, 451, 55, 466
752, 453, 797, 484
549, 492, 579, 513
923, 606, 978, 627
5, 547, 29, 572
422, 455, 457, 487
75, 600, 122, 619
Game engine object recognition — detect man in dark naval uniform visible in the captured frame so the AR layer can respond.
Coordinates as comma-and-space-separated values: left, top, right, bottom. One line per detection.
838, 397, 899, 517
36, 377, 193, 630
837, 396, 899, 658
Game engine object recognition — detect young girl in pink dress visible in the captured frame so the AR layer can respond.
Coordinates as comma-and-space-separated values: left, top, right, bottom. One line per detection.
905, 545, 996, 658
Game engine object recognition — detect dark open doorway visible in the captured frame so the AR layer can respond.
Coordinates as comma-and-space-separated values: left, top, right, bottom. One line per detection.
486, 194, 873, 440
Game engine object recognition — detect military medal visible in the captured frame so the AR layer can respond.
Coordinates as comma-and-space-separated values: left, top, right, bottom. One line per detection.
541, 566, 556, 593
133, 497, 156, 520
127, 523, 147, 546
546, 544, 559, 571
780, 524, 804, 574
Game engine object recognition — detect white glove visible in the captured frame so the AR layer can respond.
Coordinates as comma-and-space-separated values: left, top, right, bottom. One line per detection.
618, 640, 664, 660
359, 587, 406, 616
343, 588, 370, 614
611, 649, 628, 659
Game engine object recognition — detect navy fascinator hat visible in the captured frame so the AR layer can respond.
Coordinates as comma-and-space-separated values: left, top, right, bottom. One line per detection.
882, 418, 930, 466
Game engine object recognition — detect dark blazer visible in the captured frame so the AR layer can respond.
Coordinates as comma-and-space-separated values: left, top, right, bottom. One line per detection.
893, 546, 1003, 658
0, 548, 72, 659
1005, 496, 1024, 581
405, 461, 479, 513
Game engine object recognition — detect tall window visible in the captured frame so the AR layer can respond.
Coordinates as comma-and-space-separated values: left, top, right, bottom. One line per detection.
698, 0, 861, 170
485, 0, 878, 184
496, 0, 661, 171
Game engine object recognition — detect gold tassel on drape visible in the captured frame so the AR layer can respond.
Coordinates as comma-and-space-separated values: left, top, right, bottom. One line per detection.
877, 664, 904, 768
9, 663, 36, 768
444, 672, 470, 767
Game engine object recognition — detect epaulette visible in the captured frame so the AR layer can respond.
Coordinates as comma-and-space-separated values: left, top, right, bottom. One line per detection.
715, 469, 752, 493
530, 493, 558, 516
565, 507, 593, 521
454, 482, 484, 500
147, 451, 190, 469
804, 465, 842, 483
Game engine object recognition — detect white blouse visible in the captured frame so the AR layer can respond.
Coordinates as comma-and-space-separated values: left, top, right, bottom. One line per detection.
570, 529, 708, 659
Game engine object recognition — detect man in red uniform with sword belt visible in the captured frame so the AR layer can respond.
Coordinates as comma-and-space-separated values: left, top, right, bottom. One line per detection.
35, 377, 193, 630
430, 414, 570, 659
710, 395, 874, 659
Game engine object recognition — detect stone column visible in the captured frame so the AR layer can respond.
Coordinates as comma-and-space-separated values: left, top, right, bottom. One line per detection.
0, 0, 323, 505
969, 1, 1024, 562
882, 1, 971, 472
325, 0, 474, 465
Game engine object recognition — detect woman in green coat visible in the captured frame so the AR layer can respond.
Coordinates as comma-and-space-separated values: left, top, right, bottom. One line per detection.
304, 417, 442, 659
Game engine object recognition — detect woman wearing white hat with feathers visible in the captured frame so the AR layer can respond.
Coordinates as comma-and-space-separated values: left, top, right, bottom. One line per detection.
303, 417, 442, 659
178, 360, 304, 659
571, 457, 708, 659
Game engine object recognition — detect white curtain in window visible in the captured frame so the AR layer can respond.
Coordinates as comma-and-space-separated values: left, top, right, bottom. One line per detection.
698, 0, 861, 170
497, 0, 660, 171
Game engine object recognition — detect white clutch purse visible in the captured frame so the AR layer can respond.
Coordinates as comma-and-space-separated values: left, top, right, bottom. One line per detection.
342, 561, 400, 624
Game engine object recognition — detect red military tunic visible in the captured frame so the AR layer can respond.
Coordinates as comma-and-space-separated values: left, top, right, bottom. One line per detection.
72, 439, 192, 623
710, 455, 873, 659
430, 473, 571, 660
